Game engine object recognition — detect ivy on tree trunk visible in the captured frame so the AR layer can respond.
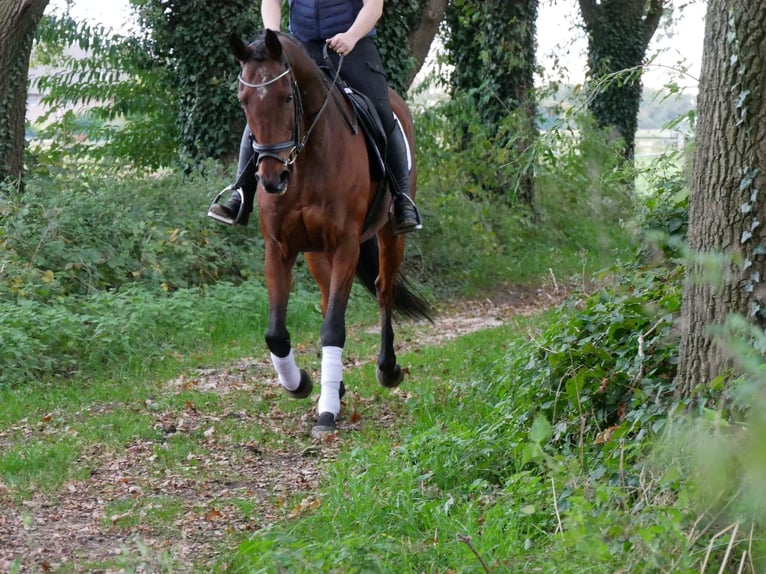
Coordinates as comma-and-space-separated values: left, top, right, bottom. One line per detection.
578, 0, 664, 163
444, 0, 539, 206
0, 0, 50, 185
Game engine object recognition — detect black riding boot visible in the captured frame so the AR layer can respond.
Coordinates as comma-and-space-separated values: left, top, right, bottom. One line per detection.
386, 123, 422, 235
207, 130, 258, 225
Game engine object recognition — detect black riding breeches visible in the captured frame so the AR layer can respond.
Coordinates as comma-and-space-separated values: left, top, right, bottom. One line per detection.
302, 36, 396, 135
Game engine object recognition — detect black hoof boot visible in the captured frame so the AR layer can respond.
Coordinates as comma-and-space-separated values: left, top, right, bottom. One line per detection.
311, 412, 337, 438
376, 364, 404, 388
283, 369, 313, 399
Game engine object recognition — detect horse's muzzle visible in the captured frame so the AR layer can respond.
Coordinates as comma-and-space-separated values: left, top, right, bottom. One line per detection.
260, 169, 291, 195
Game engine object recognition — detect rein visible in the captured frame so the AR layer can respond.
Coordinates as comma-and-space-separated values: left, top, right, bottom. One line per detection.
239, 46, 345, 167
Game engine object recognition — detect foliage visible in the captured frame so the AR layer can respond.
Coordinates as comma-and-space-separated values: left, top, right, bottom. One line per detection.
376, 0, 424, 94
0, 166, 263, 301
579, 1, 664, 160
410, 94, 635, 294
0, 281, 262, 388
443, 0, 538, 130
441, 0, 538, 201
636, 149, 690, 262
129, 0, 259, 165
32, 14, 179, 171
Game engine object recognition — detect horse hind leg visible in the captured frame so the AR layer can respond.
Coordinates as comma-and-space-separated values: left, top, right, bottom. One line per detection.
376, 304, 403, 388
368, 234, 405, 388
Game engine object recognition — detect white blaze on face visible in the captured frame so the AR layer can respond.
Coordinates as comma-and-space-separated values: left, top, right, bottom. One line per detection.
256, 86, 269, 102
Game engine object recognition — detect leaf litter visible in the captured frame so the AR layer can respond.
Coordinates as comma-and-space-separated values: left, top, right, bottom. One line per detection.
0, 286, 563, 573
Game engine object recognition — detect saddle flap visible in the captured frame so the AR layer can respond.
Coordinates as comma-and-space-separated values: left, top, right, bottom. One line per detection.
342, 87, 387, 179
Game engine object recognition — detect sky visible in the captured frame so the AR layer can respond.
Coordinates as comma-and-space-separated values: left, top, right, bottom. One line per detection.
46, 0, 705, 93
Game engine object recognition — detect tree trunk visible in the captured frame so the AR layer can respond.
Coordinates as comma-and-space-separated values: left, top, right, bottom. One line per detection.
444, 0, 539, 206
0, 0, 49, 184
405, 0, 447, 88
676, 0, 766, 397
578, 0, 663, 162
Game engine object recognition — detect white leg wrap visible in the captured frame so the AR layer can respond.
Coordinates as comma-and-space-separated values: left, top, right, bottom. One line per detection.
270, 350, 301, 391
318, 346, 343, 416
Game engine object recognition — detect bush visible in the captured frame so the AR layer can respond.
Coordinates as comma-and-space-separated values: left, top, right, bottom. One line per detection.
1, 165, 264, 300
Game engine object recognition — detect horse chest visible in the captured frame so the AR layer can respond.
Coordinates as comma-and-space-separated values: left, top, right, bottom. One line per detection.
260, 204, 338, 253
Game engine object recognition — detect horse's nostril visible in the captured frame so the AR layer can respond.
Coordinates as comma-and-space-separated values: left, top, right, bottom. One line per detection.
261, 170, 291, 195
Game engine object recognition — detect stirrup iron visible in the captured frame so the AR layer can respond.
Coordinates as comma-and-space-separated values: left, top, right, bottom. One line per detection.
207, 186, 245, 226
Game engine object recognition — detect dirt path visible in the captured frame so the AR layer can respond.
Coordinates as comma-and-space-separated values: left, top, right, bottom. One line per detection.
0, 286, 565, 573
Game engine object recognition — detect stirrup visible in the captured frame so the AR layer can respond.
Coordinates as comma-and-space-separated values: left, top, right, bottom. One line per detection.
207, 186, 244, 225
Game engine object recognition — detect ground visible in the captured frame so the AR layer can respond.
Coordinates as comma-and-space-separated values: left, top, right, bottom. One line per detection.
0, 286, 564, 573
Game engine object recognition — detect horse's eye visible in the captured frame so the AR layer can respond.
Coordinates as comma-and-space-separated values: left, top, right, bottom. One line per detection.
285, 94, 294, 104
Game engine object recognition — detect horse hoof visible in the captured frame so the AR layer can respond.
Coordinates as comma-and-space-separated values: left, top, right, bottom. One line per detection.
311, 411, 337, 438
376, 364, 403, 388
284, 369, 313, 399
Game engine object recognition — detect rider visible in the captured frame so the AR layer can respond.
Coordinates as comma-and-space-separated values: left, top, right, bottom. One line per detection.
208, 0, 422, 235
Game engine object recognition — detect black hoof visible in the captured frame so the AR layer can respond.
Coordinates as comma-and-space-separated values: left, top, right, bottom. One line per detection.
284, 369, 313, 399
311, 411, 337, 438
376, 364, 403, 388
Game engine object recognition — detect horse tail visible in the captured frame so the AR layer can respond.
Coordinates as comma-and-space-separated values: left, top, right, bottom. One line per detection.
356, 238, 434, 323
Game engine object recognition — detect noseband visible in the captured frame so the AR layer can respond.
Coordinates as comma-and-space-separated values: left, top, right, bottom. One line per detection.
238, 49, 344, 168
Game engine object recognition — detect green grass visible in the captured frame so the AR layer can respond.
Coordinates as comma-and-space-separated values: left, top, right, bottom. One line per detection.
0, 114, 669, 571
230, 318, 549, 574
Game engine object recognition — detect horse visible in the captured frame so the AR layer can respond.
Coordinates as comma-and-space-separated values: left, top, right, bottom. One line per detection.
228, 29, 432, 437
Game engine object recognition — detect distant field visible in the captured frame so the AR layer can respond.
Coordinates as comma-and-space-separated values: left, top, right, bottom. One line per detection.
635, 128, 687, 161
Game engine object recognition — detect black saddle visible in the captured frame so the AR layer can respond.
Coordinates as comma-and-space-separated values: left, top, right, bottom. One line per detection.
340, 86, 387, 181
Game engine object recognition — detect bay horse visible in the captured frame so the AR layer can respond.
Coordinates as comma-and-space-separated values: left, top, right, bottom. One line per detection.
229, 30, 432, 437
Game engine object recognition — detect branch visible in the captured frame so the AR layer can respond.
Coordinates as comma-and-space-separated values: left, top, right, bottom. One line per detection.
457, 534, 492, 574
642, 0, 665, 46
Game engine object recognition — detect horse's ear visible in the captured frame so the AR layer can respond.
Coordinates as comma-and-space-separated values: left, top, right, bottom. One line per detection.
229, 34, 249, 64
264, 29, 283, 59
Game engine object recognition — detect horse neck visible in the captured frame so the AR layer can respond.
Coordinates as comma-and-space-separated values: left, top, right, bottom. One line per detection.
284, 43, 342, 126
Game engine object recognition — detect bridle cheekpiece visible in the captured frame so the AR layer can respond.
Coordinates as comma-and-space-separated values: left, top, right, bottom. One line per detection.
237, 46, 344, 169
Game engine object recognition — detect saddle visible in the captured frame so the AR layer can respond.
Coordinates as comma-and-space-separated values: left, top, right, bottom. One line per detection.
340, 86, 387, 181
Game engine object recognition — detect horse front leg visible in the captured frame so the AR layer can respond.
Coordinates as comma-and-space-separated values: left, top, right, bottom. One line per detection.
264, 243, 313, 399
311, 244, 359, 437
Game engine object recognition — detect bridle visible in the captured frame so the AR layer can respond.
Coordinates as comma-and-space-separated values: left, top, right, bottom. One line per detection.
238, 48, 344, 168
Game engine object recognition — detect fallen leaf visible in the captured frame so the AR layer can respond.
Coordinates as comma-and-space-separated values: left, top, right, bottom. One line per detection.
288, 496, 322, 519
204, 508, 224, 521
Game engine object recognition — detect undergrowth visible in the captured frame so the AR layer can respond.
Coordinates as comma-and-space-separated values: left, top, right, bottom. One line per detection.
227, 145, 760, 572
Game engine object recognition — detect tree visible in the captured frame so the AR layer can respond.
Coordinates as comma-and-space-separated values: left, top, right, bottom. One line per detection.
676, 0, 766, 396
0, 0, 49, 184
578, 0, 664, 162
131, 0, 259, 164
403, 0, 448, 88
444, 0, 539, 205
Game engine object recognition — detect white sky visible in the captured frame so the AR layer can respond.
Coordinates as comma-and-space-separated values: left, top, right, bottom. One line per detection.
47, 0, 705, 92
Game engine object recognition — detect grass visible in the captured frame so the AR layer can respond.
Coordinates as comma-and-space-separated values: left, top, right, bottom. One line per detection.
229, 317, 549, 574
0, 112, 664, 570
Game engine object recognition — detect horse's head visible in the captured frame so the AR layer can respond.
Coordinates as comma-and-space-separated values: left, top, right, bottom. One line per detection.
230, 30, 297, 195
